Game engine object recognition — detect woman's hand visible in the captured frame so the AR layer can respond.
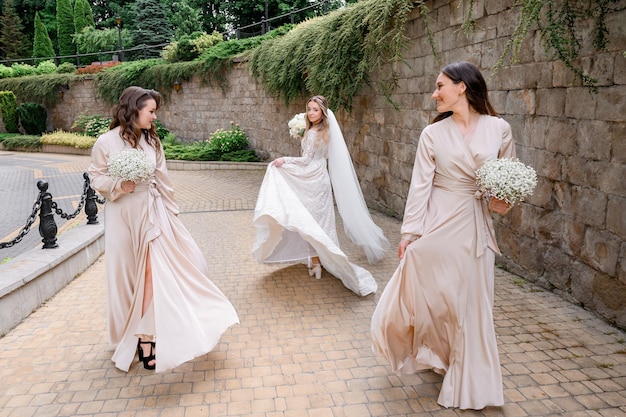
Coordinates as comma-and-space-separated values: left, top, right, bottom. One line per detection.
271, 158, 285, 167
121, 180, 136, 193
398, 238, 412, 259
489, 197, 512, 215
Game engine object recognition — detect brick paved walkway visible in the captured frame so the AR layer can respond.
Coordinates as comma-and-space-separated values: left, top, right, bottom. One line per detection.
0, 153, 625, 417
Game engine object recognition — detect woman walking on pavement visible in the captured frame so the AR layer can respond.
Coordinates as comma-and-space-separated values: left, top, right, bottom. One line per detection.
89, 86, 239, 372
371, 62, 515, 409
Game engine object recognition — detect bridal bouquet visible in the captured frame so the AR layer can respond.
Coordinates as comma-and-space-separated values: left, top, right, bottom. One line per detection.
476, 158, 537, 205
288, 113, 306, 138
108, 148, 153, 182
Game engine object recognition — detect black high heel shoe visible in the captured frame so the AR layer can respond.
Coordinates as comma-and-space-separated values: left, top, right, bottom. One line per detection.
137, 340, 156, 370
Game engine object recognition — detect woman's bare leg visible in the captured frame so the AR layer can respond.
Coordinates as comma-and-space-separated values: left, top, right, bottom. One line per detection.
139, 248, 156, 368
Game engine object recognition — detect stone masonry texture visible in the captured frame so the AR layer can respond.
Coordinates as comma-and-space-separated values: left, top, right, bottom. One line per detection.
15, 0, 626, 329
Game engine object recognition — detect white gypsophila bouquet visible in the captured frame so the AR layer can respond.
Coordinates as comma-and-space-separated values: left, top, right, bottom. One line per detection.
476, 158, 537, 205
107, 148, 154, 182
288, 113, 306, 138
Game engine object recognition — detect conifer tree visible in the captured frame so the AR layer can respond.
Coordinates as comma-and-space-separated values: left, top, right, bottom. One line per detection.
57, 0, 76, 58
171, 0, 202, 40
0, 0, 29, 59
83, 0, 96, 28
33, 11, 55, 60
133, 0, 173, 47
73, 0, 88, 34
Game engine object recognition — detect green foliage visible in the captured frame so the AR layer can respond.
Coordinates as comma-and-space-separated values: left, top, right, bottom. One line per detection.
0, 73, 79, 107
0, 0, 29, 59
36, 61, 57, 75
41, 130, 96, 149
171, 0, 203, 40
73, 26, 132, 60
1, 135, 42, 150
33, 11, 55, 59
207, 122, 249, 153
0, 65, 14, 79
16, 102, 47, 135
162, 31, 224, 63
248, 0, 414, 111
483, 0, 616, 92
0, 91, 19, 133
11, 63, 36, 77
73, 0, 87, 33
163, 123, 258, 162
154, 119, 170, 139
56, 62, 77, 74
72, 113, 111, 137
133, 0, 173, 48
56, 0, 76, 58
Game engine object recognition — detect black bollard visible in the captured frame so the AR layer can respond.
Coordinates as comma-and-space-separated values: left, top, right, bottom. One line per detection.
83, 173, 99, 224
37, 180, 58, 249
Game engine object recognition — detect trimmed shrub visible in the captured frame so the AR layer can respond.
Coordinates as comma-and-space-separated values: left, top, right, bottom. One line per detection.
75, 61, 120, 75
0, 91, 19, 133
36, 60, 57, 75
41, 130, 96, 148
56, 62, 77, 74
16, 102, 47, 135
1, 135, 41, 150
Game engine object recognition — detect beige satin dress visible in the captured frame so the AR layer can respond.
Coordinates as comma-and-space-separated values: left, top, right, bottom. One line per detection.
89, 127, 239, 372
371, 115, 515, 409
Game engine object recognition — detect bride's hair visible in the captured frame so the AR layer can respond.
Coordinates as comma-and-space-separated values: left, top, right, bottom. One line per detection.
306, 95, 330, 145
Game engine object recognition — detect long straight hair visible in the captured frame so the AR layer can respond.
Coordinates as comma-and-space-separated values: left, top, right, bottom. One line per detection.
110, 86, 163, 153
433, 61, 497, 123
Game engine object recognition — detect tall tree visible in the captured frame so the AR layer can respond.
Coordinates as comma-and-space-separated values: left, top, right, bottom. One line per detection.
0, 0, 29, 59
83, 0, 96, 28
56, 0, 76, 58
132, 0, 173, 47
171, 0, 202, 40
33, 10, 55, 59
74, 0, 88, 34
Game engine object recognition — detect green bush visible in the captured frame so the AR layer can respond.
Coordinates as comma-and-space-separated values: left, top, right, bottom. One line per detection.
0, 65, 13, 79
16, 102, 47, 135
72, 113, 111, 137
221, 149, 259, 162
36, 60, 57, 75
11, 63, 36, 77
0, 91, 19, 133
1, 135, 42, 150
208, 122, 249, 153
56, 62, 77, 74
154, 119, 170, 139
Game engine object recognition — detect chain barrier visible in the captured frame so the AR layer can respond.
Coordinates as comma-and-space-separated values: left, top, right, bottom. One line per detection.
0, 172, 104, 250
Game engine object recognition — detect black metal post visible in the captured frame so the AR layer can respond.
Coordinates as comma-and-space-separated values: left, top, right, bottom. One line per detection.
84, 173, 99, 225
37, 180, 58, 249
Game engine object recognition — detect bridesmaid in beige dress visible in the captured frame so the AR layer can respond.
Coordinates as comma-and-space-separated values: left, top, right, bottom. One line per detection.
89, 86, 239, 372
371, 62, 514, 409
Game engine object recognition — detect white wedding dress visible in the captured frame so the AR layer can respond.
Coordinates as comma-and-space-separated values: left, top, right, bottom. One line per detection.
253, 111, 389, 296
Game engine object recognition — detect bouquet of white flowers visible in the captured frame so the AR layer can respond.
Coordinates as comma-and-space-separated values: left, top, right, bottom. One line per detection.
288, 113, 306, 138
476, 158, 537, 205
107, 148, 154, 182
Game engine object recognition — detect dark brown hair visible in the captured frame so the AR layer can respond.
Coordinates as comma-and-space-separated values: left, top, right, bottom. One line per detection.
433, 61, 497, 123
306, 95, 330, 145
110, 86, 163, 153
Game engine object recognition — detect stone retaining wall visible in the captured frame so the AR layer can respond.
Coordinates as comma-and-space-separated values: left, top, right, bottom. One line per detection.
34, 0, 626, 328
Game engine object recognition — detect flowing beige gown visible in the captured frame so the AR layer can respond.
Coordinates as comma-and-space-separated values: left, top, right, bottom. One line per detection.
371, 115, 515, 409
89, 127, 239, 373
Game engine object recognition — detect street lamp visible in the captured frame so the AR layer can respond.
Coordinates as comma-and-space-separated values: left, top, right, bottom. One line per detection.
115, 16, 124, 62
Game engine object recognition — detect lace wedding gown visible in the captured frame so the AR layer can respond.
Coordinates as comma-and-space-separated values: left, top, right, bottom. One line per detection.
253, 129, 379, 296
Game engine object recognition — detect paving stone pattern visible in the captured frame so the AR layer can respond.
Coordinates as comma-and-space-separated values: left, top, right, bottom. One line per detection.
0, 153, 625, 417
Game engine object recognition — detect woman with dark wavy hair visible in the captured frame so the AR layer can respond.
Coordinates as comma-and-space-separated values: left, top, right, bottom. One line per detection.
89, 86, 238, 372
371, 62, 515, 409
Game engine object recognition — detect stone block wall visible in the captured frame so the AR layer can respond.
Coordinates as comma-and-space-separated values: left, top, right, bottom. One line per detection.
40, 0, 625, 328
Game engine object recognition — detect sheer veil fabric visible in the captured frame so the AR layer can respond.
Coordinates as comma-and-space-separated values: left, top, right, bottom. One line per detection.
326, 109, 390, 264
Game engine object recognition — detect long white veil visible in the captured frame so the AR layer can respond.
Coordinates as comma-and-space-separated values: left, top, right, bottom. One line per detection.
326, 109, 389, 263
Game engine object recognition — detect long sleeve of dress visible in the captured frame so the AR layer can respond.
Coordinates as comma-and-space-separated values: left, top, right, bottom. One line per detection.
498, 120, 516, 159
400, 129, 436, 240
283, 133, 318, 166
88, 134, 125, 202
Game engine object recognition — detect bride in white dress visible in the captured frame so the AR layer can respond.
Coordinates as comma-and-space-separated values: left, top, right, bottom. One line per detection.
252, 96, 389, 296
